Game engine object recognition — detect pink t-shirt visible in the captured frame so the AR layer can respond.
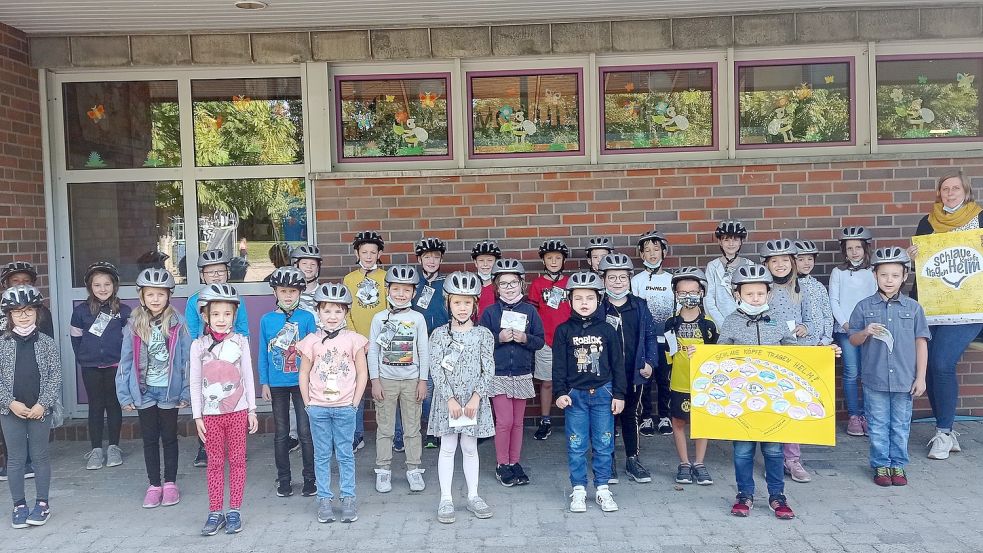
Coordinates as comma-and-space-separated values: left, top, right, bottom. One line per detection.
297, 329, 368, 407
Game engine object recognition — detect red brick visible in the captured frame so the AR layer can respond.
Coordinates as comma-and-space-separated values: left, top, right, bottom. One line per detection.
807, 170, 842, 181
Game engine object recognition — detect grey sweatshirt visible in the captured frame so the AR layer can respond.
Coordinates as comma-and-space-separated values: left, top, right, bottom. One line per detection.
367, 307, 431, 381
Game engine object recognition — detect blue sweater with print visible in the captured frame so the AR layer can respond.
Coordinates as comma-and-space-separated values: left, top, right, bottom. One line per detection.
185, 289, 250, 339
413, 272, 448, 336
258, 308, 317, 388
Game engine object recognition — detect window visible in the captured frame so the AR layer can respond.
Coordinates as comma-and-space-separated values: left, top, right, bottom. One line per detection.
192, 77, 304, 166
468, 69, 583, 157
63, 81, 180, 169
196, 178, 308, 283
335, 74, 451, 160
600, 64, 716, 153
737, 59, 853, 148
876, 56, 983, 142
67, 181, 185, 287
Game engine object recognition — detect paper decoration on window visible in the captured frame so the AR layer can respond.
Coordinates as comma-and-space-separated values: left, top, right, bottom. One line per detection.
890, 88, 904, 103
544, 89, 562, 105
211, 114, 224, 130
395, 110, 409, 124
385, 95, 395, 103
498, 105, 514, 120
824, 75, 835, 84
500, 110, 537, 144
624, 82, 635, 93
143, 155, 164, 167
957, 72, 975, 91
85, 151, 107, 168
651, 102, 689, 132
393, 117, 429, 148
419, 92, 439, 108
87, 104, 106, 123
906, 98, 936, 128
354, 112, 374, 131
795, 83, 813, 101
768, 106, 795, 142
917, 75, 928, 84
232, 95, 251, 110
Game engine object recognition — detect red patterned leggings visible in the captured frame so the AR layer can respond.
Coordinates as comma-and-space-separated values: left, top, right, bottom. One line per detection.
204, 410, 248, 511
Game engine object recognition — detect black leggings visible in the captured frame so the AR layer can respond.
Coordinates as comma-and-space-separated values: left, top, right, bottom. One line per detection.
615, 383, 642, 458
138, 406, 179, 486
640, 355, 671, 420
81, 367, 122, 449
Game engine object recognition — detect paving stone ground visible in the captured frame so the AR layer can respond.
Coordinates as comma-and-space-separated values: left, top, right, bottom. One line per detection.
2, 420, 982, 552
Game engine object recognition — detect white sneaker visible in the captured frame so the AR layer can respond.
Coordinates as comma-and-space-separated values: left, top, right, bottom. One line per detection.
927, 431, 953, 460
84, 448, 104, 470
569, 486, 587, 513
950, 430, 962, 452
406, 468, 426, 492
595, 485, 619, 512
374, 468, 392, 493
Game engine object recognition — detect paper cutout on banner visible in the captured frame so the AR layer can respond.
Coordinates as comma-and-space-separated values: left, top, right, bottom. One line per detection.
87, 104, 105, 123
914, 229, 983, 324
689, 344, 836, 446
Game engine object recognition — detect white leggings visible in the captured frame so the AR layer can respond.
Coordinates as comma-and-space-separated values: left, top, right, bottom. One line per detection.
438, 433, 479, 501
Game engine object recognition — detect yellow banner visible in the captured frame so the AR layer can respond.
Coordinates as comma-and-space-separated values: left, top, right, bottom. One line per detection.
689, 344, 836, 446
913, 229, 983, 325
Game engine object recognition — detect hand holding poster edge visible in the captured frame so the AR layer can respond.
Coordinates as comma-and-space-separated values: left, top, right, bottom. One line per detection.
913, 229, 983, 325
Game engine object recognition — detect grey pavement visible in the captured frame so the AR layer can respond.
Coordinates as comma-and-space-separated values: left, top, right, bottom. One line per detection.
2, 421, 982, 553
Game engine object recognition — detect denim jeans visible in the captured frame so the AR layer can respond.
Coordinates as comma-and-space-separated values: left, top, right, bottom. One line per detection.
835, 332, 864, 417
564, 385, 615, 488
270, 386, 314, 484
307, 405, 357, 500
732, 441, 784, 497
927, 323, 983, 431
355, 400, 364, 442
863, 389, 912, 468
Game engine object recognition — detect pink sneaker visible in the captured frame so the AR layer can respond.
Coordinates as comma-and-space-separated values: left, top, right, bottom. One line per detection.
846, 415, 865, 437
860, 415, 870, 436
161, 482, 181, 506
143, 485, 163, 508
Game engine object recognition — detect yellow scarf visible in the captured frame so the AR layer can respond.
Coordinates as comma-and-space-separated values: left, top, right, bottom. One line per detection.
928, 201, 983, 233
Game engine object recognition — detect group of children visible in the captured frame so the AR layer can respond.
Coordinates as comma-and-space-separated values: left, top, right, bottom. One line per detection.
0, 213, 934, 530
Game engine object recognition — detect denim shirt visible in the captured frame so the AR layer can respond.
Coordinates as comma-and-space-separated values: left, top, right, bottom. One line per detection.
849, 293, 931, 393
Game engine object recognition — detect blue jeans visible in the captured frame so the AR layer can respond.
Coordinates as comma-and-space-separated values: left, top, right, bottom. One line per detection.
732, 441, 784, 497
307, 405, 358, 500
927, 323, 983, 431
835, 332, 864, 417
564, 385, 615, 488
355, 400, 364, 442
863, 389, 912, 469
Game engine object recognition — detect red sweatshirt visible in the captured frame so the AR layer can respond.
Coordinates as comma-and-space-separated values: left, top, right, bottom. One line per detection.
527, 273, 571, 347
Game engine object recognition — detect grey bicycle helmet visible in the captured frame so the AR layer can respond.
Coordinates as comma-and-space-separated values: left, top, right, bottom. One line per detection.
671, 266, 709, 289
637, 230, 669, 252
1, 261, 37, 286
84, 261, 119, 285
538, 239, 570, 259
470, 240, 502, 260
1, 285, 43, 311
313, 283, 353, 305
491, 258, 525, 278
291, 244, 322, 262
268, 266, 306, 290
352, 231, 385, 252
584, 236, 614, 256
793, 240, 820, 256
598, 253, 634, 273
565, 271, 605, 291
197, 249, 230, 269
715, 220, 748, 239
732, 264, 774, 288
385, 265, 420, 286
443, 271, 482, 297
758, 239, 799, 260
871, 247, 912, 268
198, 283, 240, 309
839, 226, 873, 242
136, 267, 176, 290
414, 237, 447, 257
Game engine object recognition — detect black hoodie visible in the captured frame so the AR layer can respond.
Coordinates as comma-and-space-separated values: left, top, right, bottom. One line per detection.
552, 305, 626, 399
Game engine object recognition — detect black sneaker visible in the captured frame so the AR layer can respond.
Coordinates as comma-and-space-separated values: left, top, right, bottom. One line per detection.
424, 436, 440, 449
276, 481, 293, 497
608, 462, 619, 484
511, 463, 530, 486
301, 480, 317, 497
692, 463, 713, 485
639, 418, 656, 437
675, 463, 693, 484
534, 420, 552, 440
495, 464, 516, 487
657, 417, 673, 435
287, 437, 301, 453
193, 446, 208, 468
626, 456, 652, 483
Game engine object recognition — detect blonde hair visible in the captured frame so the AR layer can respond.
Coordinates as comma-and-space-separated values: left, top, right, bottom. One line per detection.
937, 173, 975, 204
767, 255, 802, 304
130, 288, 177, 342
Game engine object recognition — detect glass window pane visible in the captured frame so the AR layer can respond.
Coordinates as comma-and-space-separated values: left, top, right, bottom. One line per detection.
337, 75, 451, 160
469, 71, 582, 156
876, 57, 983, 141
737, 61, 852, 146
196, 178, 308, 283
192, 78, 304, 167
602, 66, 714, 151
68, 181, 185, 287
63, 81, 180, 170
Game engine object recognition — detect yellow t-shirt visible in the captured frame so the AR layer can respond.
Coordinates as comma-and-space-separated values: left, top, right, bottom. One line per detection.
344, 268, 388, 338
668, 316, 717, 393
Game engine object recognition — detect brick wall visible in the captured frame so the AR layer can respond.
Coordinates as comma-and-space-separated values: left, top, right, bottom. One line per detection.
314, 156, 983, 420
0, 22, 46, 289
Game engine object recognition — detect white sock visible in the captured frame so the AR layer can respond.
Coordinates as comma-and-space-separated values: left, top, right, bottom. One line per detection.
461, 435, 480, 499
437, 433, 458, 500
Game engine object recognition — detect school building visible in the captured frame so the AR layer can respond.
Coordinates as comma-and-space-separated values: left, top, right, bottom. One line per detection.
2, 1, 983, 426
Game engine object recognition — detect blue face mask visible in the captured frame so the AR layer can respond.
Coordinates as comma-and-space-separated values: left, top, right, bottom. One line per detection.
643, 260, 662, 270
606, 289, 629, 300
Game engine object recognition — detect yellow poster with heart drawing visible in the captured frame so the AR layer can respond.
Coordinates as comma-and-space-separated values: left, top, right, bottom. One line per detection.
689, 345, 836, 446
913, 229, 983, 325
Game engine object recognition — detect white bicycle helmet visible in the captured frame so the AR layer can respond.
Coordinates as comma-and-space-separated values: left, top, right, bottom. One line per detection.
839, 226, 873, 242
385, 265, 420, 286
197, 283, 240, 309
290, 244, 322, 262
793, 240, 820, 256
135, 268, 176, 290
565, 271, 605, 291
598, 253, 634, 273
491, 258, 525, 278
871, 247, 912, 268
731, 264, 774, 288
197, 249, 230, 269
443, 271, 482, 297
313, 283, 354, 305
758, 239, 799, 260
584, 236, 614, 256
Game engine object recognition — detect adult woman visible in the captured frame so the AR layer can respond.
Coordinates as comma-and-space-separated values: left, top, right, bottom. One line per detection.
909, 173, 983, 460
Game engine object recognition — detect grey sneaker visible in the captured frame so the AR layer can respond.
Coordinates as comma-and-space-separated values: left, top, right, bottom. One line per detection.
374, 469, 392, 493
317, 498, 335, 523
105, 445, 123, 467
85, 448, 104, 470
406, 468, 426, 492
466, 496, 493, 519
340, 497, 358, 523
437, 499, 456, 524
692, 463, 714, 485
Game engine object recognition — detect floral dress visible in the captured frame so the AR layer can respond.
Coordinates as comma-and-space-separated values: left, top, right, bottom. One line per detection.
427, 324, 496, 438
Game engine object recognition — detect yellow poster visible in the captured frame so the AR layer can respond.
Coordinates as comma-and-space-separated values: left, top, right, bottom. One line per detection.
689, 345, 836, 446
913, 229, 983, 325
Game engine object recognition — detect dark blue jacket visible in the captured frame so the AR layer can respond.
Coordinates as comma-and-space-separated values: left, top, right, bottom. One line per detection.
602, 295, 659, 385
70, 302, 132, 368
413, 272, 449, 336
479, 297, 545, 377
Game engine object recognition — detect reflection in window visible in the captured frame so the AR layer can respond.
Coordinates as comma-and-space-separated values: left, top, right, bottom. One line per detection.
602, 66, 714, 151
196, 179, 307, 283
738, 60, 852, 146
337, 75, 450, 159
469, 71, 581, 156
876, 57, 982, 141
68, 181, 185, 287
63, 81, 180, 170
192, 78, 303, 167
